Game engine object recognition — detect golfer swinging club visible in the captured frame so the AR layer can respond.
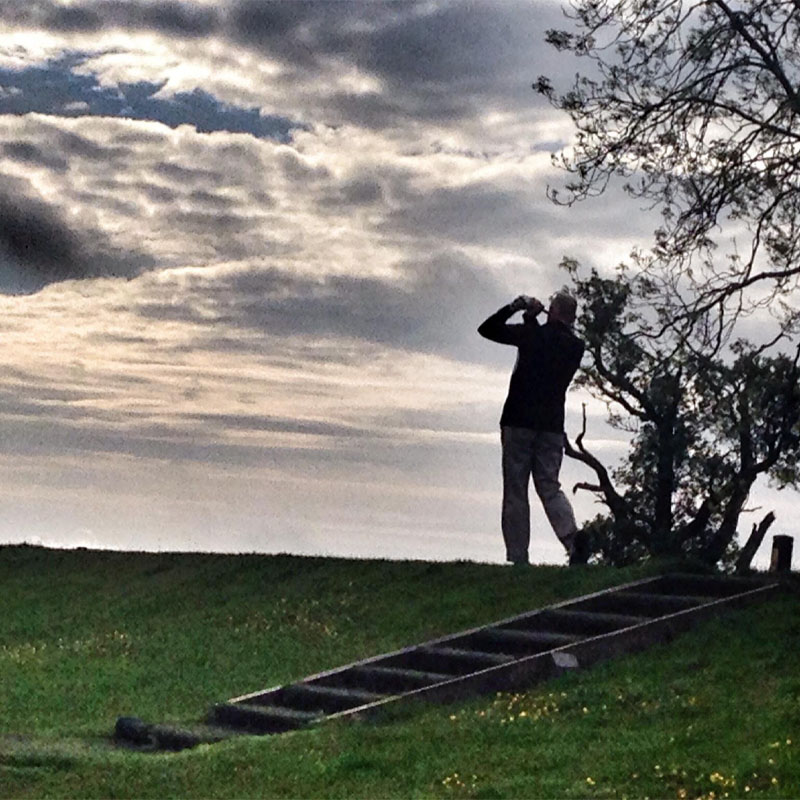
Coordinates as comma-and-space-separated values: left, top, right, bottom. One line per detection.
478, 291, 588, 566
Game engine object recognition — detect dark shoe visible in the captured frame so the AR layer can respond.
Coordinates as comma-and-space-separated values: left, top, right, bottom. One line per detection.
568, 531, 590, 566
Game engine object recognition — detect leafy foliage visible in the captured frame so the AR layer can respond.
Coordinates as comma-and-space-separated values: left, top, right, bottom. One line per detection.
539, 2, 800, 565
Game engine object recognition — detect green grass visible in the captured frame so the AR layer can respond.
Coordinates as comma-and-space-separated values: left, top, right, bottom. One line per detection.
0, 545, 798, 798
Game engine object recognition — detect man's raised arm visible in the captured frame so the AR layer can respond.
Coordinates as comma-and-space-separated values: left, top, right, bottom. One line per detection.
478, 295, 544, 345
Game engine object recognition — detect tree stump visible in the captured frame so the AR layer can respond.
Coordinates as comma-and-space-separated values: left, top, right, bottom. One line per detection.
769, 535, 794, 573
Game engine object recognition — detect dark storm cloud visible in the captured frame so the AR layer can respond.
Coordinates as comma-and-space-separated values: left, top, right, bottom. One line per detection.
0, 366, 380, 441
0, 52, 303, 140
357, 3, 536, 85
373, 403, 497, 436
168, 209, 258, 235
228, 0, 328, 69
183, 412, 377, 439
0, 414, 273, 466
0, 401, 494, 471
0, 388, 122, 424
188, 189, 244, 211
0, 367, 100, 405
225, 0, 565, 125
384, 183, 538, 247
152, 161, 221, 185
0, 364, 477, 470
1, 0, 218, 37
134, 251, 507, 362
1, 1, 567, 127
123, 0, 218, 36
52, 126, 124, 160
0, 177, 153, 293
277, 149, 330, 182
380, 174, 662, 256
317, 175, 384, 208
2, 141, 69, 172
226, 0, 557, 82
321, 91, 453, 130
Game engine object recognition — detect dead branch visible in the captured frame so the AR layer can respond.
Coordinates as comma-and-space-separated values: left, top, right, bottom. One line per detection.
735, 510, 776, 574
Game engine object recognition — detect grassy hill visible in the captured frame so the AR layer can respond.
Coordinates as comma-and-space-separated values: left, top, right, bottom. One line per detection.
0, 545, 797, 798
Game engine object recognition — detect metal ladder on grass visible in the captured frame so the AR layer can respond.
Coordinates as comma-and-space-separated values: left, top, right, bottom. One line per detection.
205, 572, 780, 737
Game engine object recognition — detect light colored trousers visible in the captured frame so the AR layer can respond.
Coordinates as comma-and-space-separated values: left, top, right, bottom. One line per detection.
501, 426, 578, 563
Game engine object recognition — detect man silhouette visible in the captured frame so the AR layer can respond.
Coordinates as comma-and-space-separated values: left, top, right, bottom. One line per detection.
478, 291, 587, 565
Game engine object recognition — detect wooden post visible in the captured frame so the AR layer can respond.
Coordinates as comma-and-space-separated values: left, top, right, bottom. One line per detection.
769, 535, 794, 573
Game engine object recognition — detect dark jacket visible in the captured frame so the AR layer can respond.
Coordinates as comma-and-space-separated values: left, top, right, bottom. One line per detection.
478, 304, 584, 432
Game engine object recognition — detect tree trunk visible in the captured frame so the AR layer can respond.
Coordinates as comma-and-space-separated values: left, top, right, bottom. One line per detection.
651, 421, 677, 555
701, 475, 754, 564
675, 498, 712, 547
735, 511, 776, 574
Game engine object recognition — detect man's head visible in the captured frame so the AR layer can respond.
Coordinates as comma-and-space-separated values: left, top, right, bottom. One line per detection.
548, 291, 577, 326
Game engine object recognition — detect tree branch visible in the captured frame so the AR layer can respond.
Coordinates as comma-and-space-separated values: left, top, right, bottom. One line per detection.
735, 511, 776, 574
711, 0, 800, 111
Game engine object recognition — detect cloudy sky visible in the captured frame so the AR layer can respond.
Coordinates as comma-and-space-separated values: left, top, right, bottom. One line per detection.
0, 0, 791, 566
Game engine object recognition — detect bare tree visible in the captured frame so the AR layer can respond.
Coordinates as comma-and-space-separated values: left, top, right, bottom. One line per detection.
563, 264, 800, 566
536, 0, 800, 351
